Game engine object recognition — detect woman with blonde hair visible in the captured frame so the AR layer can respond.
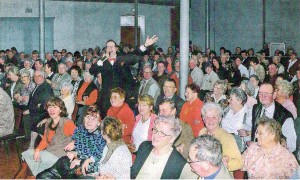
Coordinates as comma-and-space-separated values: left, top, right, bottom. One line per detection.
129, 94, 157, 153
94, 116, 132, 179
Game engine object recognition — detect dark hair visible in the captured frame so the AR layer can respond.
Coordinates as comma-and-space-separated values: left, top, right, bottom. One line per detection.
70, 65, 82, 75
164, 78, 177, 87
45, 97, 68, 117
101, 116, 123, 141
225, 50, 232, 56
249, 57, 259, 64
240, 50, 248, 55
45, 60, 58, 73
82, 106, 101, 128
186, 83, 200, 94
106, 39, 117, 46
157, 60, 166, 67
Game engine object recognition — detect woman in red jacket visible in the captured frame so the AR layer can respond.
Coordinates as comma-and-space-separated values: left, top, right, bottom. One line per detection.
107, 87, 135, 144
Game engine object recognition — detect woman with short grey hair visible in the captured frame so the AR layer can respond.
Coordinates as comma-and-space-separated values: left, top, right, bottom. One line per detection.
199, 102, 243, 172
131, 115, 197, 179
60, 82, 74, 119
240, 80, 257, 108
275, 80, 297, 119
221, 87, 252, 152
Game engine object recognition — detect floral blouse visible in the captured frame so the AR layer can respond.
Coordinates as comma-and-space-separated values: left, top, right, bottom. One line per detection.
242, 143, 299, 179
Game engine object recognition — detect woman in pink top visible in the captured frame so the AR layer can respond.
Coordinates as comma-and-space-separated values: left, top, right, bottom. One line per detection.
242, 117, 298, 179
275, 80, 297, 119
129, 95, 157, 153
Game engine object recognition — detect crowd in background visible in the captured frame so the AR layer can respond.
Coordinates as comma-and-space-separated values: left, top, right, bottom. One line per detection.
1, 38, 300, 179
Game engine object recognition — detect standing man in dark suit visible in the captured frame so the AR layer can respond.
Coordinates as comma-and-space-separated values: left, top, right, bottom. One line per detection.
97, 35, 158, 117
24, 70, 53, 149
155, 78, 184, 116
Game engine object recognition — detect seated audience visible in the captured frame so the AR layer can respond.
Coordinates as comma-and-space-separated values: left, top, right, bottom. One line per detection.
130, 94, 157, 153
95, 116, 132, 179
21, 97, 76, 177
188, 135, 233, 179
131, 116, 196, 179
242, 117, 298, 178
199, 102, 243, 172
107, 87, 135, 144
36, 106, 106, 179
180, 84, 204, 137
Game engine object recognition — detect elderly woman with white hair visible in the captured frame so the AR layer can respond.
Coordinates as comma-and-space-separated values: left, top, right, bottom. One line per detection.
60, 82, 75, 119
73, 71, 97, 125
240, 80, 257, 108
221, 87, 252, 152
131, 116, 197, 179
21, 59, 34, 78
199, 102, 243, 172
272, 55, 285, 74
275, 80, 297, 119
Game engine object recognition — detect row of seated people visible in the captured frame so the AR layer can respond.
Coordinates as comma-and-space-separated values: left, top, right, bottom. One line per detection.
1, 38, 300, 178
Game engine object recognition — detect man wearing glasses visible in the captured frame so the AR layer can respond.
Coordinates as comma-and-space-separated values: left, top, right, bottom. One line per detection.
26, 70, 53, 149
251, 83, 296, 152
155, 78, 184, 115
188, 135, 233, 179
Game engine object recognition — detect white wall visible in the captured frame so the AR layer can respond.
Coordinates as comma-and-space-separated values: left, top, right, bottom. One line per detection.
0, 0, 171, 53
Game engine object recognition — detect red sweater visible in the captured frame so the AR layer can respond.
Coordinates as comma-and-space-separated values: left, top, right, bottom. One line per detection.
180, 98, 204, 137
107, 103, 135, 144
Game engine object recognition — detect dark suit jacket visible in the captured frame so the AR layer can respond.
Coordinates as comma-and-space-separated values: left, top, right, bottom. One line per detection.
288, 60, 300, 77
155, 94, 185, 116
99, 50, 144, 116
28, 81, 54, 132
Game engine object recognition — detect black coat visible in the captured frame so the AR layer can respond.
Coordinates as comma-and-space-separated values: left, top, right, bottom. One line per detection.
28, 81, 54, 133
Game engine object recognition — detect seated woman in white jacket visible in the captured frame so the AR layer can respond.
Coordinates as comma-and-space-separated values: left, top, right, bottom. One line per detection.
94, 116, 132, 179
